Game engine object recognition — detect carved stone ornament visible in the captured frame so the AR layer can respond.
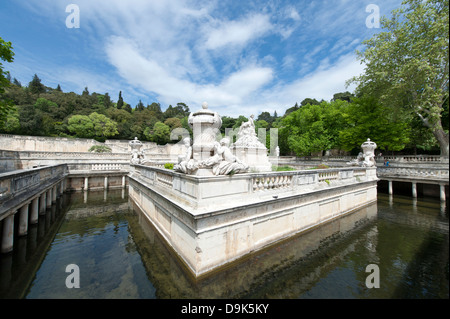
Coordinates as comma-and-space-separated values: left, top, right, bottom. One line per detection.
129, 137, 146, 164
175, 102, 248, 176
233, 115, 266, 149
347, 138, 377, 167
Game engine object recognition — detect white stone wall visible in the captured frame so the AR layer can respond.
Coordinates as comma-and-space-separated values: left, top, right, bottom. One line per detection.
0, 134, 165, 154
128, 166, 379, 277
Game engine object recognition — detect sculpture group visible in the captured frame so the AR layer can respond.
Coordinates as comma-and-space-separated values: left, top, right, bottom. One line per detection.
129, 137, 147, 165
347, 138, 377, 167
174, 136, 248, 175
174, 102, 251, 176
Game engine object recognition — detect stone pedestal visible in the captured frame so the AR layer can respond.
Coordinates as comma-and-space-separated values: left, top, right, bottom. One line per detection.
232, 146, 272, 172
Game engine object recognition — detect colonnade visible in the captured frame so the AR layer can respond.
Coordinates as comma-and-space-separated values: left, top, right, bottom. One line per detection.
386, 179, 447, 201
1, 179, 66, 254
81, 175, 127, 191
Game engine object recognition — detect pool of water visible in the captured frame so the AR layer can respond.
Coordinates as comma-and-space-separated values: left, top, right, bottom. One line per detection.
0, 190, 448, 299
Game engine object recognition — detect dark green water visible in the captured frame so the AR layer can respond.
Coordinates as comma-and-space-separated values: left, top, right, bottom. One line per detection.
0, 189, 448, 299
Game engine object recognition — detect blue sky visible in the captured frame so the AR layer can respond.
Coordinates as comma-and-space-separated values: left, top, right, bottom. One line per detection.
0, 0, 402, 117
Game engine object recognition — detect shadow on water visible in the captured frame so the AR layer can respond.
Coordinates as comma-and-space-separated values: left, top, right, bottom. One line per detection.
0, 189, 448, 299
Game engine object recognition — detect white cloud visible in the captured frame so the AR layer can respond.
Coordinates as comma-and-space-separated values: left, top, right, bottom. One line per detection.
105, 36, 273, 110
260, 53, 365, 108
287, 7, 301, 21
203, 13, 273, 50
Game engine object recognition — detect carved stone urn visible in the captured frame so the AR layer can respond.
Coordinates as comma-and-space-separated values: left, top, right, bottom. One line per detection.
188, 102, 222, 161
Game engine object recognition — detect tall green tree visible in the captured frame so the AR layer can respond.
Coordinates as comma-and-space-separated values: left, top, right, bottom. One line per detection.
28, 74, 46, 95
0, 37, 14, 129
144, 121, 170, 144
280, 101, 345, 156
89, 112, 119, 140
117, 91, 124, 109
18, 104, 44, 136
67, 112, 118, 140
136, 99, 145, 111
67, 114, 94, 138
349, 0, 449, 155
339, 96, 410, 153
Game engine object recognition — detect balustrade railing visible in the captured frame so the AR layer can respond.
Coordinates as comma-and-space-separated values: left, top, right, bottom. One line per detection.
0, 164, 68, 203
277, 155, 448, 164
252, 175, 292, 192
131, 165, 377, 201
156, 172, 174, 188
91, 163, 123, 170
377, 166, 449, 180
318, 171, 339, 182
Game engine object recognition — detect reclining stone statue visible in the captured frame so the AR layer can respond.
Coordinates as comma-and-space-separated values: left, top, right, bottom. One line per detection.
201, 138, 249, 176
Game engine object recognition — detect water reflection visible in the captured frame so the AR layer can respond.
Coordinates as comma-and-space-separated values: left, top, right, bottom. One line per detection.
24, 190, 155, 299
0, 194, 70, 298
129, 201, 379, 298
0, 190, 448, 299
129, 194, 447, 298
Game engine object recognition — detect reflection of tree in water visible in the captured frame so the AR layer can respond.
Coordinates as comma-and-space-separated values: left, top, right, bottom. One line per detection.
392, 230, 449, 298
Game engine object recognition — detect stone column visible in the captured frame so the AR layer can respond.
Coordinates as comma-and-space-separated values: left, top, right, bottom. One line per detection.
1, 214, 14, 253
84, 177, 89, 191
39, 192, 47, 214
30, 197, 39, 224
440, 184, 446, 202
52, 185, 57, 202
104, 176, 108, 190
46, 189, 52, 208
412, 182, 417, 198
388, 180, 393, 195
18, 204, 29, 236
122, 176, 126, 188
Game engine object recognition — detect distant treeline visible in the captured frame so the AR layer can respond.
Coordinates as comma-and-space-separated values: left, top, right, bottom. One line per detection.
1, 73, 446, 155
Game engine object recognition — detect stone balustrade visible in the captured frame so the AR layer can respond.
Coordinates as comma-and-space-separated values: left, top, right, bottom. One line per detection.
379, 155, 448, 163
91, 163, 123, 171
251, 175, 293, 192
0, 164, 69, 253
270, 155, 449, 166
156, 172, 174, 188
0, 164, 67, 204
277, 155, 448, 164
377, 166, 449, 182
130, 164, 377, 210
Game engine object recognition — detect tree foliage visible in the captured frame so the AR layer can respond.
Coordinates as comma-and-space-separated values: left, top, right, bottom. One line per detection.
0, 36, 14, 129
349, 0, 449, 155
280, 101, 346, 156
339, 96, 410, 152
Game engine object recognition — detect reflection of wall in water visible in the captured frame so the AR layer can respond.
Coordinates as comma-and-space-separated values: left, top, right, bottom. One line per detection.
127, 200, 377, 298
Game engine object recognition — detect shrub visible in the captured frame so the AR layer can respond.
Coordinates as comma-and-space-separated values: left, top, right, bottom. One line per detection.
164, 163, 174, 170
88, 145, 112, 153
272, 165, 295, 171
